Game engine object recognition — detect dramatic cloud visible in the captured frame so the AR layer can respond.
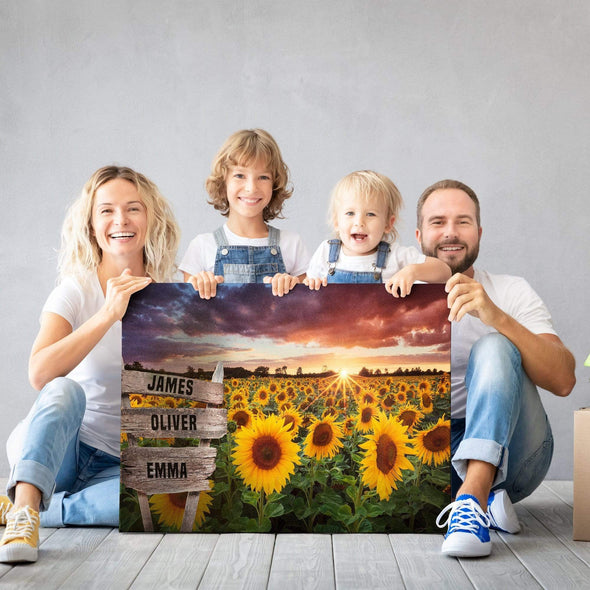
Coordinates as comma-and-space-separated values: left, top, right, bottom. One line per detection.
122, 283, 450, 371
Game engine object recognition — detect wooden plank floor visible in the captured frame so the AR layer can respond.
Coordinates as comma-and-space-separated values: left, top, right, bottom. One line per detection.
1, 481, 588, 589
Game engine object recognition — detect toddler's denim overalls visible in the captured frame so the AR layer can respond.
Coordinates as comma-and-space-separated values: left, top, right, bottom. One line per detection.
326, 239, 390, 283
213, 225, 287, 283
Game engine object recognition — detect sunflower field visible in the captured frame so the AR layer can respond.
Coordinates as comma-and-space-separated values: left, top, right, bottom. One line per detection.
120, 370, 451, 534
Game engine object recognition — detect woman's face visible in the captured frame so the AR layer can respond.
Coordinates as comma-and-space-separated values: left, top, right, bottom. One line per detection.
91, 178, 148, 263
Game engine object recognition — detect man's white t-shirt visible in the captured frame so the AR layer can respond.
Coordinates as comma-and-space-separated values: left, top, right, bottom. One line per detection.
42, 274, 122, 457
179, 224, 310, 277
451, 269, 557, 418
306, 240, 426, 281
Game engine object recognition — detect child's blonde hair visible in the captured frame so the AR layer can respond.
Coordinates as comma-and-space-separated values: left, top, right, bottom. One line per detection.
205, 129, 293, 221
329, 170, 403, 242
58, 165, 180, 283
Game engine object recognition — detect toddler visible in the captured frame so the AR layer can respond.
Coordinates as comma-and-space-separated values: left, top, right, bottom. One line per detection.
305, 170, 450, 296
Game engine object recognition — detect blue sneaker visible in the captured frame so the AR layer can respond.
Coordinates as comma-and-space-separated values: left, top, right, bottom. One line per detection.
436, 494, 491, 557
487, 489, 520, 534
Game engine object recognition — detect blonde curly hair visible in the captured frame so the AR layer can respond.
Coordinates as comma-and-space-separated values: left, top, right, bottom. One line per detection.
58, 165, 180, 283
205, 129, 293, 221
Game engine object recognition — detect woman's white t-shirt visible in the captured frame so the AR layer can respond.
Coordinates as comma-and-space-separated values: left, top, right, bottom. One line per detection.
42, 274, 122, 457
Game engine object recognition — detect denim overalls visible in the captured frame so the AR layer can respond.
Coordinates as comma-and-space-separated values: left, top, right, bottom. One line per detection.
326, 239, 390, 283
213, 225, 287, 283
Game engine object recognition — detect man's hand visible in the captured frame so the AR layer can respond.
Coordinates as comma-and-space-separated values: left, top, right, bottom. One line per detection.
445, 273, 503, 326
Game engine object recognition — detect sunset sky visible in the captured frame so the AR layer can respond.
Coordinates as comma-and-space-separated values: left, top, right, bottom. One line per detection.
122, 283, 450, 375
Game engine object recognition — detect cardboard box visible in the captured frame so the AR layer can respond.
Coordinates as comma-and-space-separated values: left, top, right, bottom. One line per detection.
574, 407, 590, 540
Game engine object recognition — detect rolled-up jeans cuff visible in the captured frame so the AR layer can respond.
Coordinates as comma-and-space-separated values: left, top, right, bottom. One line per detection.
7, 459, 56, 512
452, 437, 508, 488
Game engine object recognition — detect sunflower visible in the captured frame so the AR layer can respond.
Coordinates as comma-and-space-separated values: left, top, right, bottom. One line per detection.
269, 381, 278, 394
420, 391, 434, 415
343, 416, 356, 436
275, 390, 288, 404
280, 408, 303, 436
304, 415, 344, 460
149, 481, 214, 531
321, 407, 338, 418
395, 390, 407, 404
361, 391, 377, 405
395, 404, 424, 433
355, 402, 379, 433
381, 393, 397, 412
360, 413, 415, 500
253, 387, 270, 406
232, 414, 301, 494
229, 407, 253, 429
414, 417, 451, 466
129, 394, 143, 407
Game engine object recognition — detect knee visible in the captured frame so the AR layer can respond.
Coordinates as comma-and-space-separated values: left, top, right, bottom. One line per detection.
470, 333, 521, 367
39, 377, 86, 416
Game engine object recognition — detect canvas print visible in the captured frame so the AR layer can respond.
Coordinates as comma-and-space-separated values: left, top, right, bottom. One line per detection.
120, 283, 451, 533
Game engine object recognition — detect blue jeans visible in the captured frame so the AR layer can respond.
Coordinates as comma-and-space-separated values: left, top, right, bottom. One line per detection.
6, 377, 120, 527
451, 333, 554, 503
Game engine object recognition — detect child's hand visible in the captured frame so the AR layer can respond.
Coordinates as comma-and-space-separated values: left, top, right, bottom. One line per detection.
303, 277, 327, 290
385, 267, 417, 298
264, 273, 299, 297
187, 271, 224, 299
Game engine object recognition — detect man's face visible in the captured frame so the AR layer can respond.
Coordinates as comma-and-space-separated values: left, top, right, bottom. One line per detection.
416, 188, 482, 276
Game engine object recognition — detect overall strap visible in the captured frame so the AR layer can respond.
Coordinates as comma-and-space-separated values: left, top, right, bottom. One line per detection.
327, 239, 341, 275
267, 225, 281, 246
373, 241, 391, 280
213, 226, 229, 247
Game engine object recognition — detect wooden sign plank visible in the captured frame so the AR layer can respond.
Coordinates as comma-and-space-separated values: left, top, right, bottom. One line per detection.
122, 370, 224, 404
121, 407, 227, 439
121, 446, 217, 495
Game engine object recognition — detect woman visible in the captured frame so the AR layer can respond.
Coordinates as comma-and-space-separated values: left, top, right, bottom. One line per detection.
0, 166, 180, 562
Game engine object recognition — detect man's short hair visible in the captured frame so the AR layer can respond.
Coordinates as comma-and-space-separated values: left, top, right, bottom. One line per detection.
417, 179, 480, 228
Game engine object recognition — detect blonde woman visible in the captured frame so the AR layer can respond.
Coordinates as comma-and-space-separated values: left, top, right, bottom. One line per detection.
0, 166, 180, 563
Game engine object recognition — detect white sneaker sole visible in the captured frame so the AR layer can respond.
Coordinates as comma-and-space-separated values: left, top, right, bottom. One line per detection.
441, 532, 492, 557
0, 542, 38, 563
489, 489, 521, 534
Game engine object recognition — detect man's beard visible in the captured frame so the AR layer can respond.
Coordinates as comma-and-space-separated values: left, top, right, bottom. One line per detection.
421, 240, 479, 275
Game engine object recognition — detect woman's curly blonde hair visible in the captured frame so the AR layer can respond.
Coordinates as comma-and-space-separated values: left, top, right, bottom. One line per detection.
206, 129, 293, 221
58, 165, 180, 283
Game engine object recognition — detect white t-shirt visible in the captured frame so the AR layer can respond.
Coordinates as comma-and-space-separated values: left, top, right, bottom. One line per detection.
306, 240, 426, 281
451, 269, 557, 418
179, 224, 310, 278
42, 274, 122, 457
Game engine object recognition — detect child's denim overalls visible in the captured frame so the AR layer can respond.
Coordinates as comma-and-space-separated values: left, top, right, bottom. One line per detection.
213, 225, 287, 283
326, 239, 390, 283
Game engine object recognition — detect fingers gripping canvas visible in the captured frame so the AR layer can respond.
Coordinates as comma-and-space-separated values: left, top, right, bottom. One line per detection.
120, 283, 451, 533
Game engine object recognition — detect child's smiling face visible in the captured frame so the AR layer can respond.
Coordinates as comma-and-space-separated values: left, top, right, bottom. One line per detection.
225, 160, 273, 223
334, 190, 395, 256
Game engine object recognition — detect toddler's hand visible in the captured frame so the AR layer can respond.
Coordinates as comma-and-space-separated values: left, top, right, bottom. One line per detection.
264, 273, 299, 297
385, 267, 416, 298
188, 271, 224, 299
303, 277, 327, 290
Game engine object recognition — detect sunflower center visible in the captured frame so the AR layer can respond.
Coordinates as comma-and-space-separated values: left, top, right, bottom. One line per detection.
312, 423, 334, 447
283, 415, 295, 431
383, 395, 395, 408
361, 407, 373, 423
376, 434, 397, 474
169, 492, 188, 509
252, 435, 282, 470
233, 411, 250, 427
399, 411, 416, 427
422, 393, 432, 407
423, 425, 450, 452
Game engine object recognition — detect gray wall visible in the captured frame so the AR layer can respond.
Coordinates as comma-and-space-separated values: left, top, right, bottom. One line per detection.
1, 1, 588, 479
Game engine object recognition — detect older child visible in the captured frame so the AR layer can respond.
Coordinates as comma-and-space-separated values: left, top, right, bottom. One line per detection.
180, 129, 309, 297
305, 170, 450, 296
0, 166, 180, 563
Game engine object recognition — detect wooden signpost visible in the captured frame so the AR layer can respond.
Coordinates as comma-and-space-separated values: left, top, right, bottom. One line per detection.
120, 364, 226, 532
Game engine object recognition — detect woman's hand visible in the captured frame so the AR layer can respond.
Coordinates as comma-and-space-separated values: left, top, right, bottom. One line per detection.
103, 268, 152, 321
